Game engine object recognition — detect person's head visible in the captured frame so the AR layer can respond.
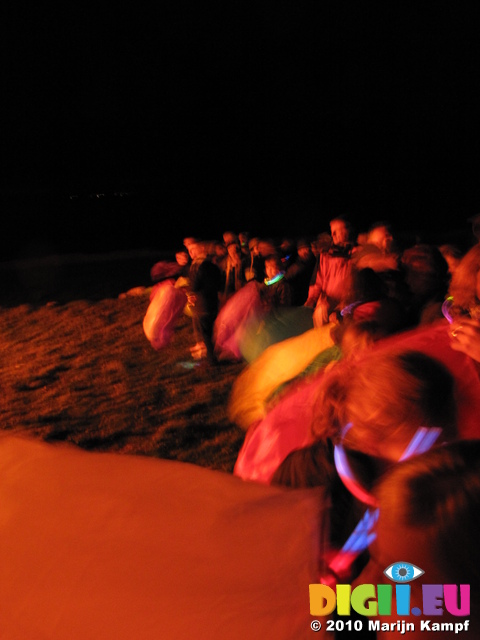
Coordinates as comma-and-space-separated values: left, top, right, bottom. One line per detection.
330, 217, 352, 247
373, 440, 480, 586
183, 236, 197, 250
312, 349, 457, 462
238, 231, 250, 248
297, 239, 312, 260
367, 222, 394, 253
227, 242, 242, 262
280, 238, 295, 256
401, 244, 449, 300
248, 237, 260, 255
316, 232, 333, 253
448, 243, 480, 315
346, 267, 387, 304
214, 242, 227, 259
331, 320, 387, 360
352, 244, 399, 273
223, 231, 238, 246
175, 251, 189, 266
257, 239, 277, 257
264, 254, 283, 280
187, 239, 206, 261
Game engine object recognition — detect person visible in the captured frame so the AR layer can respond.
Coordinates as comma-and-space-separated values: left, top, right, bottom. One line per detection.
279, 237, 297, 271
438, 243, 463, 277
187, 239, 223, 364
244, 237, 263, 282
149, 250, 190, 284
259, 254, 292, 311
366, 221, 396, 255
400, 243, 450, 326
223, 242, 248, 300
271, 349, 457, 584
238, 231, 251, 258
447, 242, 480, 319
450, 316, 480, 363
222, 230, 238, 246
355, 440, 480, 638
305, 217, 355, 326
285, 238, 316, 306
339, 266, 407, 335
211, 241, 229, 274
447, 245, 480, 365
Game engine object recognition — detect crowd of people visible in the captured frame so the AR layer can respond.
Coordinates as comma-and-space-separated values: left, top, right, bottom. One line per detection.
145, 215, 480, 637
159, 216, 480, 365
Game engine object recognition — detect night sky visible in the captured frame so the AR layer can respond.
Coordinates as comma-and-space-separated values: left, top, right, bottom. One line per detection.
3, 4, 480, 258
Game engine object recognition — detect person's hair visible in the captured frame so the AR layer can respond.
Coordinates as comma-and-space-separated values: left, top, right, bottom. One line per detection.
369, 220, 393, 233
264, 253, 283, 271
401, 244, 449, 299
344, 267, 387, 305
439, 243, 462, 261
375, 440, 480, 585
448, 243, 480, 310
312, 349, 457, 457
330, 215, 351, 228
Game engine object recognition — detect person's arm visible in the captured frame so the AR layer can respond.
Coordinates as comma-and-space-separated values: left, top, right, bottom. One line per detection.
450, 317, 480, 363
305, 255, 325, 307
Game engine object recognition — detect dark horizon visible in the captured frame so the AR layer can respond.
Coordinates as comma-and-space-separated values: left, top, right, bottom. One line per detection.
4, 4, 480, 258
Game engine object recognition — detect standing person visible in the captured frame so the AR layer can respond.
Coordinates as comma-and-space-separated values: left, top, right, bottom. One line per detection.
187, 240, 223, 364
285, 238, 316, 306
305, 217, 355, 325
223, 242, 248, 300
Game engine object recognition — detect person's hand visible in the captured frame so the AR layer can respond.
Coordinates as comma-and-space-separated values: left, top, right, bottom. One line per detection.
450, 317, 480, 363
312, 300, 329, 327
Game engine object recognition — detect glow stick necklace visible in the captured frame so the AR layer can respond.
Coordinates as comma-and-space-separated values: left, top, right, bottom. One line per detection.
442, 296, 454, 324
264, 272, 285, 286
322, 425, 443, 584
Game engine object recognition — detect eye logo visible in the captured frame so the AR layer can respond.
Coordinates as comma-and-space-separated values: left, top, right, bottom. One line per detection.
384, 561, 424, 583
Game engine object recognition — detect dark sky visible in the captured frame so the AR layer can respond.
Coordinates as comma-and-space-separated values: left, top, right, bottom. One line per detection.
3, 4, 480, 256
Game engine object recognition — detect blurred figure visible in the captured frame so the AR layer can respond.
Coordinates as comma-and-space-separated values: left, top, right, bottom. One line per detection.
238, 231, 250, 258
279, 238, 296, 271
285, 238, 316, 306
305, 217, 355, 325
223, 242, 248, 300
438, 243, 463, 277
367, 221, 395, 254
450, 316, 480, 363
314, 232, 333, 256
183, 237, 197, 252
245, 237, 262, 282
448, 243, 480, 318
222, 230, 238, 246
271, 349, 457, 583
401, 244, 449, 326
260, 254, 292, 311
187, 240, 223, 364
339, 267, 407, 335
212, 241, 228, 272
357, 440, 480, 638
